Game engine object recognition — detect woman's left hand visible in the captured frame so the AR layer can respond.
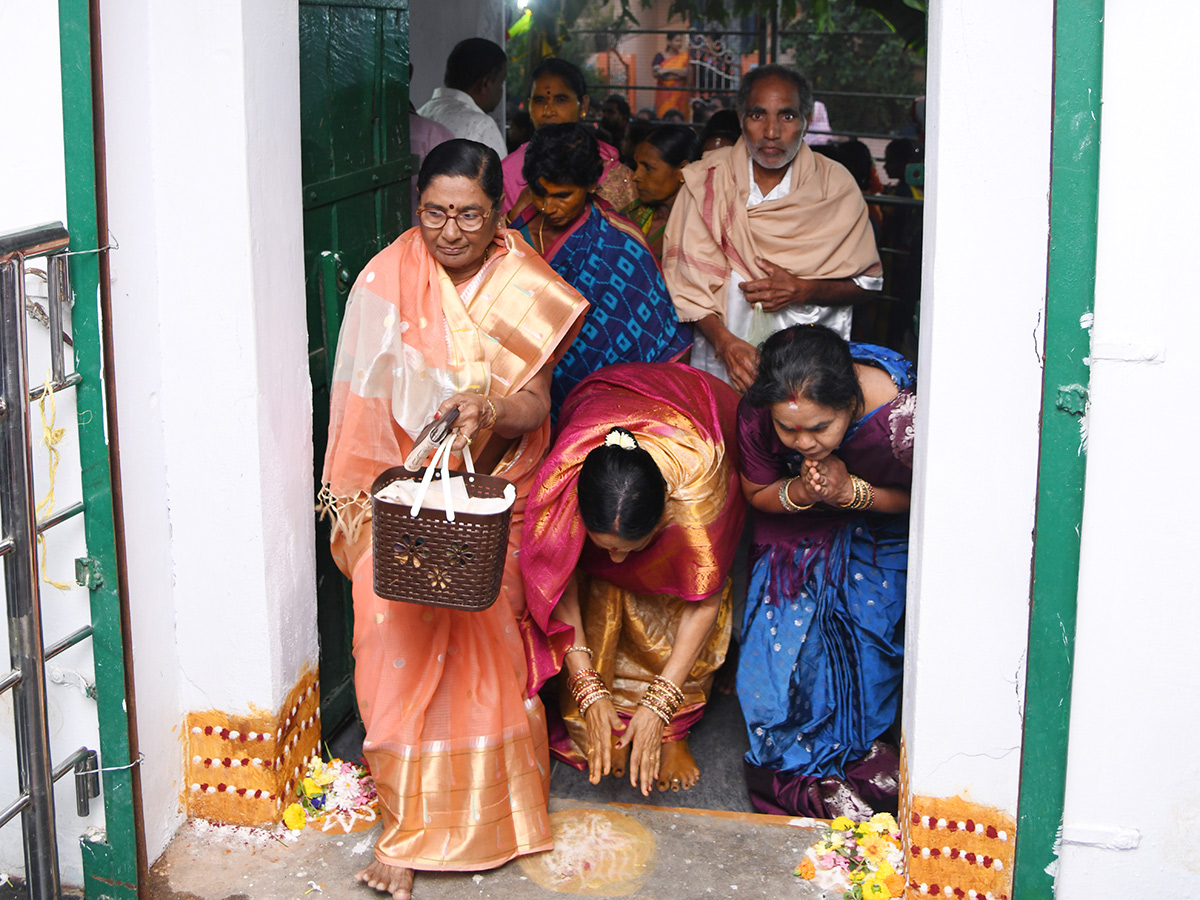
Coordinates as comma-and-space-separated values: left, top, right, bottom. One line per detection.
616, 705, 667, 796
803, 455, 854, 506
435, 392, 495, 452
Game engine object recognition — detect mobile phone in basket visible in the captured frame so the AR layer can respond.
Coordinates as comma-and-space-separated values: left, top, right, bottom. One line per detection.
404, 407, 460, 472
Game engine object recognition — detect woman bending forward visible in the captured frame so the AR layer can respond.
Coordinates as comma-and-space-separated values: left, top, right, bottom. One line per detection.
521, 362, 745, 795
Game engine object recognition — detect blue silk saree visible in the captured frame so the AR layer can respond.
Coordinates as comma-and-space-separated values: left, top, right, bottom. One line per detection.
735, 344, 915, 818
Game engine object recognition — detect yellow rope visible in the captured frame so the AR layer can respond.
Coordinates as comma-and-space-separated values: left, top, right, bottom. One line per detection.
36, 374, 73, 591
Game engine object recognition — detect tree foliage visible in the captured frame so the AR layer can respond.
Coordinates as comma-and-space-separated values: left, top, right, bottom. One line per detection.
658, 0, 925, 48
783, 3, 924, 135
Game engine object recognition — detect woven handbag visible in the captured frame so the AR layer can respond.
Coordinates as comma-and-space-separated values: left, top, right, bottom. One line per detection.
371, 439, 513, 611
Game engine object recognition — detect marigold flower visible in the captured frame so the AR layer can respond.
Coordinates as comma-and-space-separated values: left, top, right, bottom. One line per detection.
862, 878, 891, 900
794, 858, 816, 880
283, 802, 307, 831
859, 833, 894, 862
830, 815, 856, 832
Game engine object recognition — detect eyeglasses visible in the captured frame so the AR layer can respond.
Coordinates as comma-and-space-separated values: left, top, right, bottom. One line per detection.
416, 206, 493, 232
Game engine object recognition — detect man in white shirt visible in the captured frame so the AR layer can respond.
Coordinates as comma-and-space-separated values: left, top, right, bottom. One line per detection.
418, 39, 508, 161
662, 65, 883, 391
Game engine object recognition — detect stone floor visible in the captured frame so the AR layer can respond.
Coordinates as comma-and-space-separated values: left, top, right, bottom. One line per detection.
146, 799, 833, 900
145, 673, 842, 900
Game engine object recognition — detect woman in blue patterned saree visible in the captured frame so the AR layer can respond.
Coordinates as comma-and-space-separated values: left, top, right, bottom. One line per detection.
735, 324, 915, 820
506, 123, 691, 418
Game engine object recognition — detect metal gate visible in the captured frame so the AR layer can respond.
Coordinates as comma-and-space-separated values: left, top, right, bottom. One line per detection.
0, 224, 137, 899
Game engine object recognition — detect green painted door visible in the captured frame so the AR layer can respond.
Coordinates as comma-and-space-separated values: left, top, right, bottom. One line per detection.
299, 0, 415, 730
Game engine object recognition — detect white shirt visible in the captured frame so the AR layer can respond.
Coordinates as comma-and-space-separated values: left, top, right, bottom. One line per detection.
691, 156, 881, 385
417, 88, 507, 161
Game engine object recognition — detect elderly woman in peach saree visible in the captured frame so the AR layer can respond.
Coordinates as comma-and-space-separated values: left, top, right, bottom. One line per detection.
319, 140, 587, 900
520, 362, 745, 797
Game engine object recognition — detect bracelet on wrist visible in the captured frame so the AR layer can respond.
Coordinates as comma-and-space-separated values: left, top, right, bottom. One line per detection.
569, 667, 611, 715
637, 675, 685, 725
564, 645, 593, 658
779, 476, 815, 513
483, 396, 498, 430
839, 475, 875, 511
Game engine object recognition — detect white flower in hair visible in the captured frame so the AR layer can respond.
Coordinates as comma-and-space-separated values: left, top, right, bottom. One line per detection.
603, 429, 638, 451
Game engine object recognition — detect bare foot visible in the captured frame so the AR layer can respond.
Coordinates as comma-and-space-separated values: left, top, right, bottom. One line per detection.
657, 738, 700, 792
355, 859, 414, 899
610, 740, 630, 780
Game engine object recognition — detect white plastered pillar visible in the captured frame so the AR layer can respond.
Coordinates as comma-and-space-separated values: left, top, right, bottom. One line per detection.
99, 0, 316, 862
903, 0, 1052, 819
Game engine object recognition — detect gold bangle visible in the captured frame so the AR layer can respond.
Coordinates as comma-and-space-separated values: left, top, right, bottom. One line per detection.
649, 675, 684, 703
637, 675, 684, 724
569, 668, 611, 715
637, 696, 674, 725
484, 396, 498, 430
840, 475, 875, 511
570, 668, 611, 715
565, 645, 593, 658
569, 667, 602, 691
779, 476, 814, 513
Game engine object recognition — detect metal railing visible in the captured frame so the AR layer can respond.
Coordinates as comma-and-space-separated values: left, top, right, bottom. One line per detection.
573, 23, 920, 132
0, 223, 101, 899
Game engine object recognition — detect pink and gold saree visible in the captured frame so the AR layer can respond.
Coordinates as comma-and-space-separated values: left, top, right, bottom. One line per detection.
320, 227, 587, 871
520, 362, 746, 766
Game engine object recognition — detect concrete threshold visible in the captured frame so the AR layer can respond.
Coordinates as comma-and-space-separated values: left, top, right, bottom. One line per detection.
147, 798, 833, 900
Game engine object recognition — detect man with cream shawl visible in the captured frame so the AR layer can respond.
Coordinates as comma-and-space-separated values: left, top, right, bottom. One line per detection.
662, 65, 883, 392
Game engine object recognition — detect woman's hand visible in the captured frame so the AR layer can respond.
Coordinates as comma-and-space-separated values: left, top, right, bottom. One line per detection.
508, 187, 538, 223
803, 455, 854, 506
616, 705, 667, 796
582, 696, 622, 784
435, 392, 495, 452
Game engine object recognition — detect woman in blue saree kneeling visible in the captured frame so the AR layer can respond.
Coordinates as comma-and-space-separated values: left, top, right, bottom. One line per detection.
735, 324, 915, 819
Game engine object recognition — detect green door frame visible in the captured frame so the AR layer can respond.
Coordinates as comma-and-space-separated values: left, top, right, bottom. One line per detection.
299, 0, 415, 731
1012, 1, 1104, 895
59, 1, 143, 897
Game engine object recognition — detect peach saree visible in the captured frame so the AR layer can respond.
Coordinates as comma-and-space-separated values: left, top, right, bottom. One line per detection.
520, 362, 746, 766
320, 228, 587, 871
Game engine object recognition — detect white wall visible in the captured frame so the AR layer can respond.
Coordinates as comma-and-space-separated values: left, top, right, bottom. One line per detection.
409, 0, 507, 131
903, 0, 1052, 812
100, 0, 317, 865
1055, 2, 1200, 896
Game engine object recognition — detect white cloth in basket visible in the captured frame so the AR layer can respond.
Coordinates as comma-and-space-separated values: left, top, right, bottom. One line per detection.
375, 476, 516, 516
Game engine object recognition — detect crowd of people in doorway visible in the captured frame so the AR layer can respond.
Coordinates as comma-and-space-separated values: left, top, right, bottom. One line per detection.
325, 40, 920, 900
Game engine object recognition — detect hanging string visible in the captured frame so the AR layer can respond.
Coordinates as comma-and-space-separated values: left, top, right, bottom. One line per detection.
36, 374, 74, 591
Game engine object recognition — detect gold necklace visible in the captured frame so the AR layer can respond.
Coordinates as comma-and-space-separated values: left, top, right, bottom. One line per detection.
536, 213, 547, 255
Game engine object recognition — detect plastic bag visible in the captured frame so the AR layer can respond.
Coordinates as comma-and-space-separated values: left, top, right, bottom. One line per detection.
746, 301, 776, 349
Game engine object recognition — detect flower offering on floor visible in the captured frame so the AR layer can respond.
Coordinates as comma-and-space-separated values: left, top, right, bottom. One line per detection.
283, 757, 378, 833
793, 812, 906, 899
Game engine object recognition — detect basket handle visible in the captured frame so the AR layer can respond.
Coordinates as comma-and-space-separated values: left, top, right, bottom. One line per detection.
408, 433, 475, 522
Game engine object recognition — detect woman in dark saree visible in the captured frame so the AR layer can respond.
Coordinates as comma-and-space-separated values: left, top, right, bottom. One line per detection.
735, 324, 915, 819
